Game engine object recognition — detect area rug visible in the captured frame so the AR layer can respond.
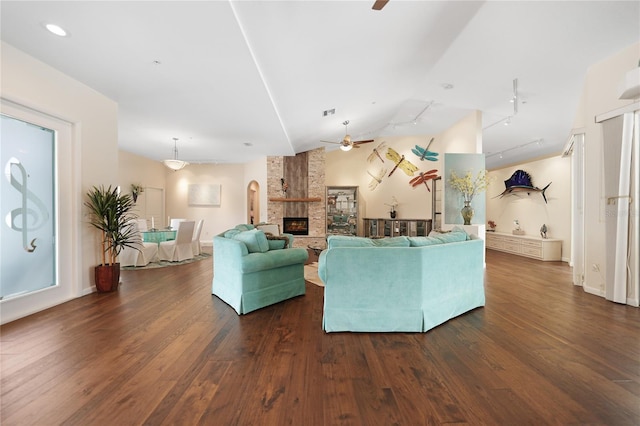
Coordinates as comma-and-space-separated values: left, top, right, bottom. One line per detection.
304, 262, 324, 287
121, 252, 211, 270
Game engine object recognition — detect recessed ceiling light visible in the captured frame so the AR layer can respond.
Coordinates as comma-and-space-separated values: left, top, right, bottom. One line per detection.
45, 23, 68, 37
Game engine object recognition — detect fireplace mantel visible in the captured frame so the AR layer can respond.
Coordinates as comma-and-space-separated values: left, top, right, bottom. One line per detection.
269, 197, 321, 202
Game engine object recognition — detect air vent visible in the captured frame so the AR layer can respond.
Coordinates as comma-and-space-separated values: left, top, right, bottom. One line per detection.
323, 109, 335, 117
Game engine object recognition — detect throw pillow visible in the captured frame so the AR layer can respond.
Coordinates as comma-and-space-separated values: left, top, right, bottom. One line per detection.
256, 223, 280, 236
232, 229, 269, 253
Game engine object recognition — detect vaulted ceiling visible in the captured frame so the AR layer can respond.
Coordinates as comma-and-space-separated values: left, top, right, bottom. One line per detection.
1, 1, 639, 169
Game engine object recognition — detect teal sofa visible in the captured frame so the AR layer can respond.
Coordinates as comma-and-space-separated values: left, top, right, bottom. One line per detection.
212, 224, 308, 314
318, 229, 484, 332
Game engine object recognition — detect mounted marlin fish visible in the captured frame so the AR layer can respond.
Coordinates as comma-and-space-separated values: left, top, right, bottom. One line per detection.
497, 169, 551, 203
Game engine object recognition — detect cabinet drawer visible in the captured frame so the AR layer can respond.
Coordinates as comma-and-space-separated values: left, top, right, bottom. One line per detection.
503, 242, 521, 253
522, 240, 542, 249
522, 246, 542, 258
486, 239, 503, 249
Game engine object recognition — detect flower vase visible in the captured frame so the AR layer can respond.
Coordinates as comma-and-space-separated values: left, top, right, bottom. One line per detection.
461, 201, 474, 225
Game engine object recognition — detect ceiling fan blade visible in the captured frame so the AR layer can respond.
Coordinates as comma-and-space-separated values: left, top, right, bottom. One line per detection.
353, 139, 375, 146
320, 140, 341, 145
372, 0, 389, 10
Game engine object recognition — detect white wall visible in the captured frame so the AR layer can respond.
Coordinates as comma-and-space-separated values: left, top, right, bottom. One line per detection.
487, 155, 571, 262
575, 42, 639, 298
326, 111, 482, 225
119, 150, 168, 220
164, 163, 247, 243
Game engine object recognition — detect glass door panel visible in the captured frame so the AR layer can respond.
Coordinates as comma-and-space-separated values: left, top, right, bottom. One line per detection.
1, 114, 56, 299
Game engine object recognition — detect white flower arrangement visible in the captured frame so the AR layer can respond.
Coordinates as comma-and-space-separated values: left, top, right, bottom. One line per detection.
449, 170, 490, 202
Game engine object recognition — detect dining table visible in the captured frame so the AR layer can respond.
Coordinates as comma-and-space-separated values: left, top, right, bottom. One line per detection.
142, 229, 177, 244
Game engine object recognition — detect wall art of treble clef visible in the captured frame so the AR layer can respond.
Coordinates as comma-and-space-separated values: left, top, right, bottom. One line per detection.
4, 157, 49, 252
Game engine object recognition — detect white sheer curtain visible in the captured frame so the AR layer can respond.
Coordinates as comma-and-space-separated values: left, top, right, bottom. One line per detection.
600, 110, 639, 306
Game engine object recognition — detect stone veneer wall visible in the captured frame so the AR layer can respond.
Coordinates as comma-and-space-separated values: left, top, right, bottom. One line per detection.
267, 148, 326, 249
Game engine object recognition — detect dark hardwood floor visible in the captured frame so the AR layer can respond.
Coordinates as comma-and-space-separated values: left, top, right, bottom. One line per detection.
1, 249, 639, 425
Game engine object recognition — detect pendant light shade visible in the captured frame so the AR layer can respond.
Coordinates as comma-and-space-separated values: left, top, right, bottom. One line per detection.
163, 138, 189, 171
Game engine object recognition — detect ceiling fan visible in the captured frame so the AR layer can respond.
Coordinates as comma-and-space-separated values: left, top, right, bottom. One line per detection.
321, 120, 375, 152
372, 0, 389, 11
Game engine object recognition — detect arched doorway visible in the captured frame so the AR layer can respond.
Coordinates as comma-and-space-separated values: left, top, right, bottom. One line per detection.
247, 180, 260, 225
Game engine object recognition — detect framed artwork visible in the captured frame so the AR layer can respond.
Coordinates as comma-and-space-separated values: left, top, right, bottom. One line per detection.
188, 184, 221, 206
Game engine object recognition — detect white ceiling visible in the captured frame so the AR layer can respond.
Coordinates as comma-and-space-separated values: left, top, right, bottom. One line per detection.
1, 1, 639, 169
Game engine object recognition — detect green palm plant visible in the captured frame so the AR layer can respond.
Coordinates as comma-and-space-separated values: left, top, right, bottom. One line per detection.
85, 185, 139, 266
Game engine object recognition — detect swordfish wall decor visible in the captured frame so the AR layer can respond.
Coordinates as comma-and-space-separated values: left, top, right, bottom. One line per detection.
496, 169, 551, 204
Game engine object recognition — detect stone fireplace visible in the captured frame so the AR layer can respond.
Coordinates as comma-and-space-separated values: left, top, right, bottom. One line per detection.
267, 148, 326, 249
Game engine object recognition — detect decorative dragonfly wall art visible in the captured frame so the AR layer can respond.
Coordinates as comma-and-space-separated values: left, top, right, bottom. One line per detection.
367, 141, 387, 163
409, 169, 439, 191
411, 137, 439, 162
386, 148, 419, 177
367, 167, 387, 191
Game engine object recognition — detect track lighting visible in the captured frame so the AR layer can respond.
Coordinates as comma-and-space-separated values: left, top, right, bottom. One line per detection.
488, 138, 544, 160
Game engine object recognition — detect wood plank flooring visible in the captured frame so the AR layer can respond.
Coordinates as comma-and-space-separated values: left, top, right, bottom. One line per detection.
1, 249, 639, 425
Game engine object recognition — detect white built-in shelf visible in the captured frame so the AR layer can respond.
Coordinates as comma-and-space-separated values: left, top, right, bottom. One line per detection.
486, 232, 561, 261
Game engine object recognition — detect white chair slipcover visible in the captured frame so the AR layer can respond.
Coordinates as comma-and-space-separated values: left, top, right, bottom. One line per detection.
170, 218, 185, 231
192, 219, 204, 256
119, 221, 158, 267
136, 218, 149, 232
159, 220, 195, 262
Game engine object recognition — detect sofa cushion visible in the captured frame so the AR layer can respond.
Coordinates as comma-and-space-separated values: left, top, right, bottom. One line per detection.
372, 236, 410, 247
235, 224, 255, 232
408, 236, 443, 247
327, 235, 375, 248
265, 234, 289, 250
224, 229, 241, 239
232, 229, 269, 253
327, 235, 410, 248
267, 239, 287, 250
430, 230, 468, 244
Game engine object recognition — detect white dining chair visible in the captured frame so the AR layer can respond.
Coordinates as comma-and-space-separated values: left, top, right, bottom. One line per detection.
119, 220, 159, 267
192, 219, 204, 256
170, 218, 185, 231
159, 220, 195, 262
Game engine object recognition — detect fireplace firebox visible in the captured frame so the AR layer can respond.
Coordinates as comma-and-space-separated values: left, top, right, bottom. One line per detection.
283, 217, 309, 235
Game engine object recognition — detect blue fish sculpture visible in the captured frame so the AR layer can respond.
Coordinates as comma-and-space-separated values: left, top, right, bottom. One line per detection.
497, 169, 551, 203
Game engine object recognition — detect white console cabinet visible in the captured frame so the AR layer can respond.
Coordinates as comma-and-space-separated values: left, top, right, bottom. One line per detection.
486, 232, 561, 261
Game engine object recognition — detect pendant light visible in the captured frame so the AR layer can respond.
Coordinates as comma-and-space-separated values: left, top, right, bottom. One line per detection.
163, 137, 189, 171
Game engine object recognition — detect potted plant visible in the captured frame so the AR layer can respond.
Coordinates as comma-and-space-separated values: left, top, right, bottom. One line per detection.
85, 185, 138, 292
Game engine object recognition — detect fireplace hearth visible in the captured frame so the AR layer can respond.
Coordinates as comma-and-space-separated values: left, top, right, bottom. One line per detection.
283, 217, 309, 235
